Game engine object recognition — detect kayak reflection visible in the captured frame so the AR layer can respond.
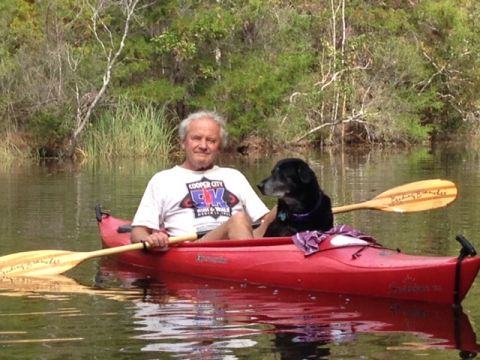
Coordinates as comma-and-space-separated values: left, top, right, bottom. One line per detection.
97, 259, 479, 358
0, 273, 144, 302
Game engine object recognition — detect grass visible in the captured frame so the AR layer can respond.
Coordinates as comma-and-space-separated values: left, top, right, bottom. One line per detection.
82, 100, 176, 160
0, 130, 32, 166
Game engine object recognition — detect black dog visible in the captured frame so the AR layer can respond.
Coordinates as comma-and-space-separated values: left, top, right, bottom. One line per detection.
258, 158, 333, 237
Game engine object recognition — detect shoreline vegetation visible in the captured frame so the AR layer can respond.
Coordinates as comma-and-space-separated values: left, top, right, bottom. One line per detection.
1, 1, 480, 163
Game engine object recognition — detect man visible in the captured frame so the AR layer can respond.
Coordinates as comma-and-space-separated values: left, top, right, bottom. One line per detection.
131, 110, 272, 248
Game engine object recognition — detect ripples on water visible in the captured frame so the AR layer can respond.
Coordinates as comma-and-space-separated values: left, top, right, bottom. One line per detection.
1, 259, 478, 359
0, 144, 479, 358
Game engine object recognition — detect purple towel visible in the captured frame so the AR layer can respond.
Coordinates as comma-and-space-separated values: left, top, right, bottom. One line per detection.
292, 225, 377, 256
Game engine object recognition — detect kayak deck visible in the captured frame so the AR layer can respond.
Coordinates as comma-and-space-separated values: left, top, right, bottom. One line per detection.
97, 211, 480, 305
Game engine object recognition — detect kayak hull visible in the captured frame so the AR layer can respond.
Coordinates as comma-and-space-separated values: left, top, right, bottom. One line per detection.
97, 213, 480, 304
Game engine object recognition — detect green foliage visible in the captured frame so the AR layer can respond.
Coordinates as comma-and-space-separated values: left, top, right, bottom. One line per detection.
152, 6, 235, 59
153, 31, 198, 62
82, 99, 176, 159
116, 79, 187, 105
397, 116, 432, 143
1, 0, 44, 51
192, 49, 315, 141
29, 110, 71, 141
2, 0, 480, 159
411, 0, 480, 135
186, 4, 317, 141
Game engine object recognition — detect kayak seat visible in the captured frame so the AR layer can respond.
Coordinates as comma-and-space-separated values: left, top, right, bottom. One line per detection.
117, 224, 132, 233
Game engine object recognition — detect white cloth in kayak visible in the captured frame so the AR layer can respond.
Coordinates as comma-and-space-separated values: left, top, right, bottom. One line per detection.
292, 225, 378, 256
132, 165, 269, 236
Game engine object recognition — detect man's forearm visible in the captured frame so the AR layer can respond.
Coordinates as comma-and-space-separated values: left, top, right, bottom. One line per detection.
130, 226, 151, 243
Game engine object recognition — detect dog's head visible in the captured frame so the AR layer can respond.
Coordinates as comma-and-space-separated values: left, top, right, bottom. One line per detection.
258, 158, 319, 200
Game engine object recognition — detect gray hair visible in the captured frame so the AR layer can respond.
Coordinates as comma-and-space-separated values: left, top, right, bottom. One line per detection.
178, 110, 228, 148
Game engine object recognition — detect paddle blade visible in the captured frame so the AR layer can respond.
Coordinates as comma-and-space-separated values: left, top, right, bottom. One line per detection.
0, 250, 89, 277
333, 179, 457, 213
0, 233, 197, 277
369, 179, 457, 212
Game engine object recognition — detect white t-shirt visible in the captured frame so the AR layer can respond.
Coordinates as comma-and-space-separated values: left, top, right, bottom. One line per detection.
132, 165, 269, 236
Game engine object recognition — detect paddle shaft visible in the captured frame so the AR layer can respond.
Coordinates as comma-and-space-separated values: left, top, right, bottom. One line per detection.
84, 232, 198, 259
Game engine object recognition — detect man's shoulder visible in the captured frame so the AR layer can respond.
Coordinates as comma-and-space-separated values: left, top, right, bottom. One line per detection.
210, 166, 244, 177
151, 165, 245, 181
150, 166, 181, 181
208, 167, 251, 186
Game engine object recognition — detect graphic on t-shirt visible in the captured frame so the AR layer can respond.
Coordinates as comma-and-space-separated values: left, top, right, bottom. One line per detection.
180, 177, 239, 219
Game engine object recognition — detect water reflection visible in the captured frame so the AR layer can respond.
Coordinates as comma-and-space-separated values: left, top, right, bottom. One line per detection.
0, 274, 142, 302
96, 259, 479, 359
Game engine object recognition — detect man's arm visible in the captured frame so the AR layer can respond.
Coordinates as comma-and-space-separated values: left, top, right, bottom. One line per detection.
253, 206, 277, 238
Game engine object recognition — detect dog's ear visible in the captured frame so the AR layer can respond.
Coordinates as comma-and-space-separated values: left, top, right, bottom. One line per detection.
297, 162, 315, 184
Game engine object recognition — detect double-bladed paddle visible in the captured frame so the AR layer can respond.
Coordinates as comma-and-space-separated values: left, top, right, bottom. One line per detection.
0, 179, 457, 277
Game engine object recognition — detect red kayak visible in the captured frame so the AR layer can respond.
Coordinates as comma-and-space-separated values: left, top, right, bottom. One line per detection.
96, 209, 480, 305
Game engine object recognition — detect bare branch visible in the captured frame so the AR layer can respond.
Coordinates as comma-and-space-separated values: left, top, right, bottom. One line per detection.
289, 92, 308, 103
66, 0, 141, 158
418, 51, 447, 93
294, 109, 371, 143
90, 2, 109, 58
314, 63, 370, 91
66, 49, 81, 71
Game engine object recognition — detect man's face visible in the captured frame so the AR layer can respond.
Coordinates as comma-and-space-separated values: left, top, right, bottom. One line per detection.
181, 117, 222, 171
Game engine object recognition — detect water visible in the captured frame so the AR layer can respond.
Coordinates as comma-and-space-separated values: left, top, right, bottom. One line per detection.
0, 143, 479, 359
